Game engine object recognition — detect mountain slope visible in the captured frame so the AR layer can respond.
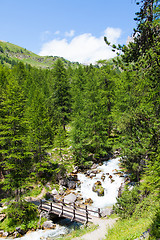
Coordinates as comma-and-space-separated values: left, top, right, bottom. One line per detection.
0, 40, 80, 69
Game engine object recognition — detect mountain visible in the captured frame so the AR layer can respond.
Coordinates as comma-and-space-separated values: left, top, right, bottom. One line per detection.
0, 40, 80, 69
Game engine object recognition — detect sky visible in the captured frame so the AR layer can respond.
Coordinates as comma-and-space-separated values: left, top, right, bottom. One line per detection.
0, 0, 140, 64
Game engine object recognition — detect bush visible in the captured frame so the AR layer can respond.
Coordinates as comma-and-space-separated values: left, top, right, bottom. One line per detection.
113, 185, 140, 218
2, 200, 39, 232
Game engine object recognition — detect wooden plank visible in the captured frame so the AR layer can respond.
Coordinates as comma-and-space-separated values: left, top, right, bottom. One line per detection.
39, 201, 96, 223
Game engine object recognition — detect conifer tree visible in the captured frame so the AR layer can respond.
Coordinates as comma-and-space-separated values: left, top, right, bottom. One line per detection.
0, 70, 32, 201
51, 59, 71, 131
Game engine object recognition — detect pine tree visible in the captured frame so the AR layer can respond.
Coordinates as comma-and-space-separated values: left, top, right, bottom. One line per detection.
0, 70, 32, 201
51, 59, 71, 131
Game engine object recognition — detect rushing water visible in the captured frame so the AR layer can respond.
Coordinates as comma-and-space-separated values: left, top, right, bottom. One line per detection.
0, 157, 124, 240
76, 157, 124, 209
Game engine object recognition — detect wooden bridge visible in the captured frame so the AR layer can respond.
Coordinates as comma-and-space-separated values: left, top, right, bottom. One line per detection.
39, 198, 101, 224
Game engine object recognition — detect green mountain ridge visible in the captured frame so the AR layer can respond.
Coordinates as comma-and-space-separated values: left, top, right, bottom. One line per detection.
0, 40, 80, 69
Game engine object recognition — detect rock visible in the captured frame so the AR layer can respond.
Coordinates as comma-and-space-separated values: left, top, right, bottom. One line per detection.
101, 208, 113, 217
40, 210, 50, 219
16, 227, 25, 235
92, 181, 104, 196
51, 189, 58, 195
85, 198, 93, 204
45, 192, 52, 200
42, 220, 56, 229
95, 180, 102, 185
59, 178, 68, 187
64, 193, 77, 204
91, 163, 98, 169
118, 183, 125, 197
59, 185, 65, 195
0, 231, 8, 237
90, 173, 96, 178
101, 173, 105, 181
77, 195, 83, 201
3, 232, 8, 237
92, 169, 98, 174
73, 166, 78, 174
111, 178, 115, 183
13, 231, 20, 238
86, 170, 91, 176
67, 180, 76, 189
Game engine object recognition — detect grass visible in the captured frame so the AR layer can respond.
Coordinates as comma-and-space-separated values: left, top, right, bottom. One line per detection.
58, 223, 98, 240
0, 41, 80, 69
106, 217, 152, 240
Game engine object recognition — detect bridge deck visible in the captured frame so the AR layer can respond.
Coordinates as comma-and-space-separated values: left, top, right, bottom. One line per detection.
39, 199, 101, 224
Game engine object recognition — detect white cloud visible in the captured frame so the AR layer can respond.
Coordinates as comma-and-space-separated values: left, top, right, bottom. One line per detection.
65, 30, 75, 37
39, 27, 122, 64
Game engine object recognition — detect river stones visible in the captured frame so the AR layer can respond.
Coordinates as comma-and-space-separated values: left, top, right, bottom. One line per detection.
85, 198, 93, 204
51, 188, 58, 195
101, 173, 106, 181
92, 181, 104, 196
64, 193, 77, 204
42, 220, 56, 229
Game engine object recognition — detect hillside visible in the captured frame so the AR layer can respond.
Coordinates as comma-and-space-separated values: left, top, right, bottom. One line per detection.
0, 40, 80, 69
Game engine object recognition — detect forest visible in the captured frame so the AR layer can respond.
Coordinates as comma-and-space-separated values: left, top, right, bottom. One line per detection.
0, 0, 159, 239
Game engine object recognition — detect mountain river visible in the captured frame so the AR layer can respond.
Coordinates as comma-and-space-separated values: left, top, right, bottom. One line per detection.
0, 157, 124, 240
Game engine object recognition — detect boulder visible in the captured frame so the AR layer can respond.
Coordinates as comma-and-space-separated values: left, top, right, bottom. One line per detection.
86, 170, 91, 176
91, 163, 98, 169
16, 227, 25, 235
45, 192, 52, 200
59, 178, 68, 187
42, 220, 56, 229
67, 180, 76, 189
85, 198, 93, 204
73, 166, 78, 174
0, 231, 8, 237
101, 173, 105, 181
92, 181, 104, 196
101, 208, 113, 217
90, 173, 96, 178
64, 193, 77, 204
51, 189, 58, 195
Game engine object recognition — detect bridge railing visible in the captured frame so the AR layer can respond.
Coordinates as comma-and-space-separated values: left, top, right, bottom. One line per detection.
39, 197, 101, 223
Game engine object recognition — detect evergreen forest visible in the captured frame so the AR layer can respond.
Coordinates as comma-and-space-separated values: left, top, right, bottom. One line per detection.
0, 0, 159, 238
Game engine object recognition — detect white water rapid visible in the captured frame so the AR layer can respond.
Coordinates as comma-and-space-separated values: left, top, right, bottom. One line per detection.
76, 157, 124, 209
0, 157, 124, 240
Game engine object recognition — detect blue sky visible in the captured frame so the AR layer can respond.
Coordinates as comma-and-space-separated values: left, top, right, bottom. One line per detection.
1, 0, 139, 64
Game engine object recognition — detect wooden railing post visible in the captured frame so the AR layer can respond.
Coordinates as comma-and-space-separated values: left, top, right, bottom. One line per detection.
40, 199, 42, 208
98, 208, 101, 218
71, 202, 76, 221
85, 205, 88, 224
61, 199, 64, 215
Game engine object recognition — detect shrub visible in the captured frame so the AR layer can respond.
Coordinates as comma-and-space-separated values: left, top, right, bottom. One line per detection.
113, 185, 140, 218
3, 200, 39, 232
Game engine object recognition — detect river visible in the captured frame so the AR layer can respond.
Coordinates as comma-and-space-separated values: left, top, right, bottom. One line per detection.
0, 157, 124, 240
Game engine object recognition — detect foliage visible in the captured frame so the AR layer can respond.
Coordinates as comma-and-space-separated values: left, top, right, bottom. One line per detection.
113, 185, 140, 218
1, 201, 39, 232
106, 216, 151, 240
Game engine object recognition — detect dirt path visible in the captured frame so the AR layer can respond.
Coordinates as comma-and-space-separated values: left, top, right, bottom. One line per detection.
72, 217, 117, 240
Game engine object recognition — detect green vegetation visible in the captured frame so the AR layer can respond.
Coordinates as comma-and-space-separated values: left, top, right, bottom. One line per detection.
0, 0, 159, 237
0, 201, 39, 233
107, 217, 152, 240
0, 41, 80, 69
